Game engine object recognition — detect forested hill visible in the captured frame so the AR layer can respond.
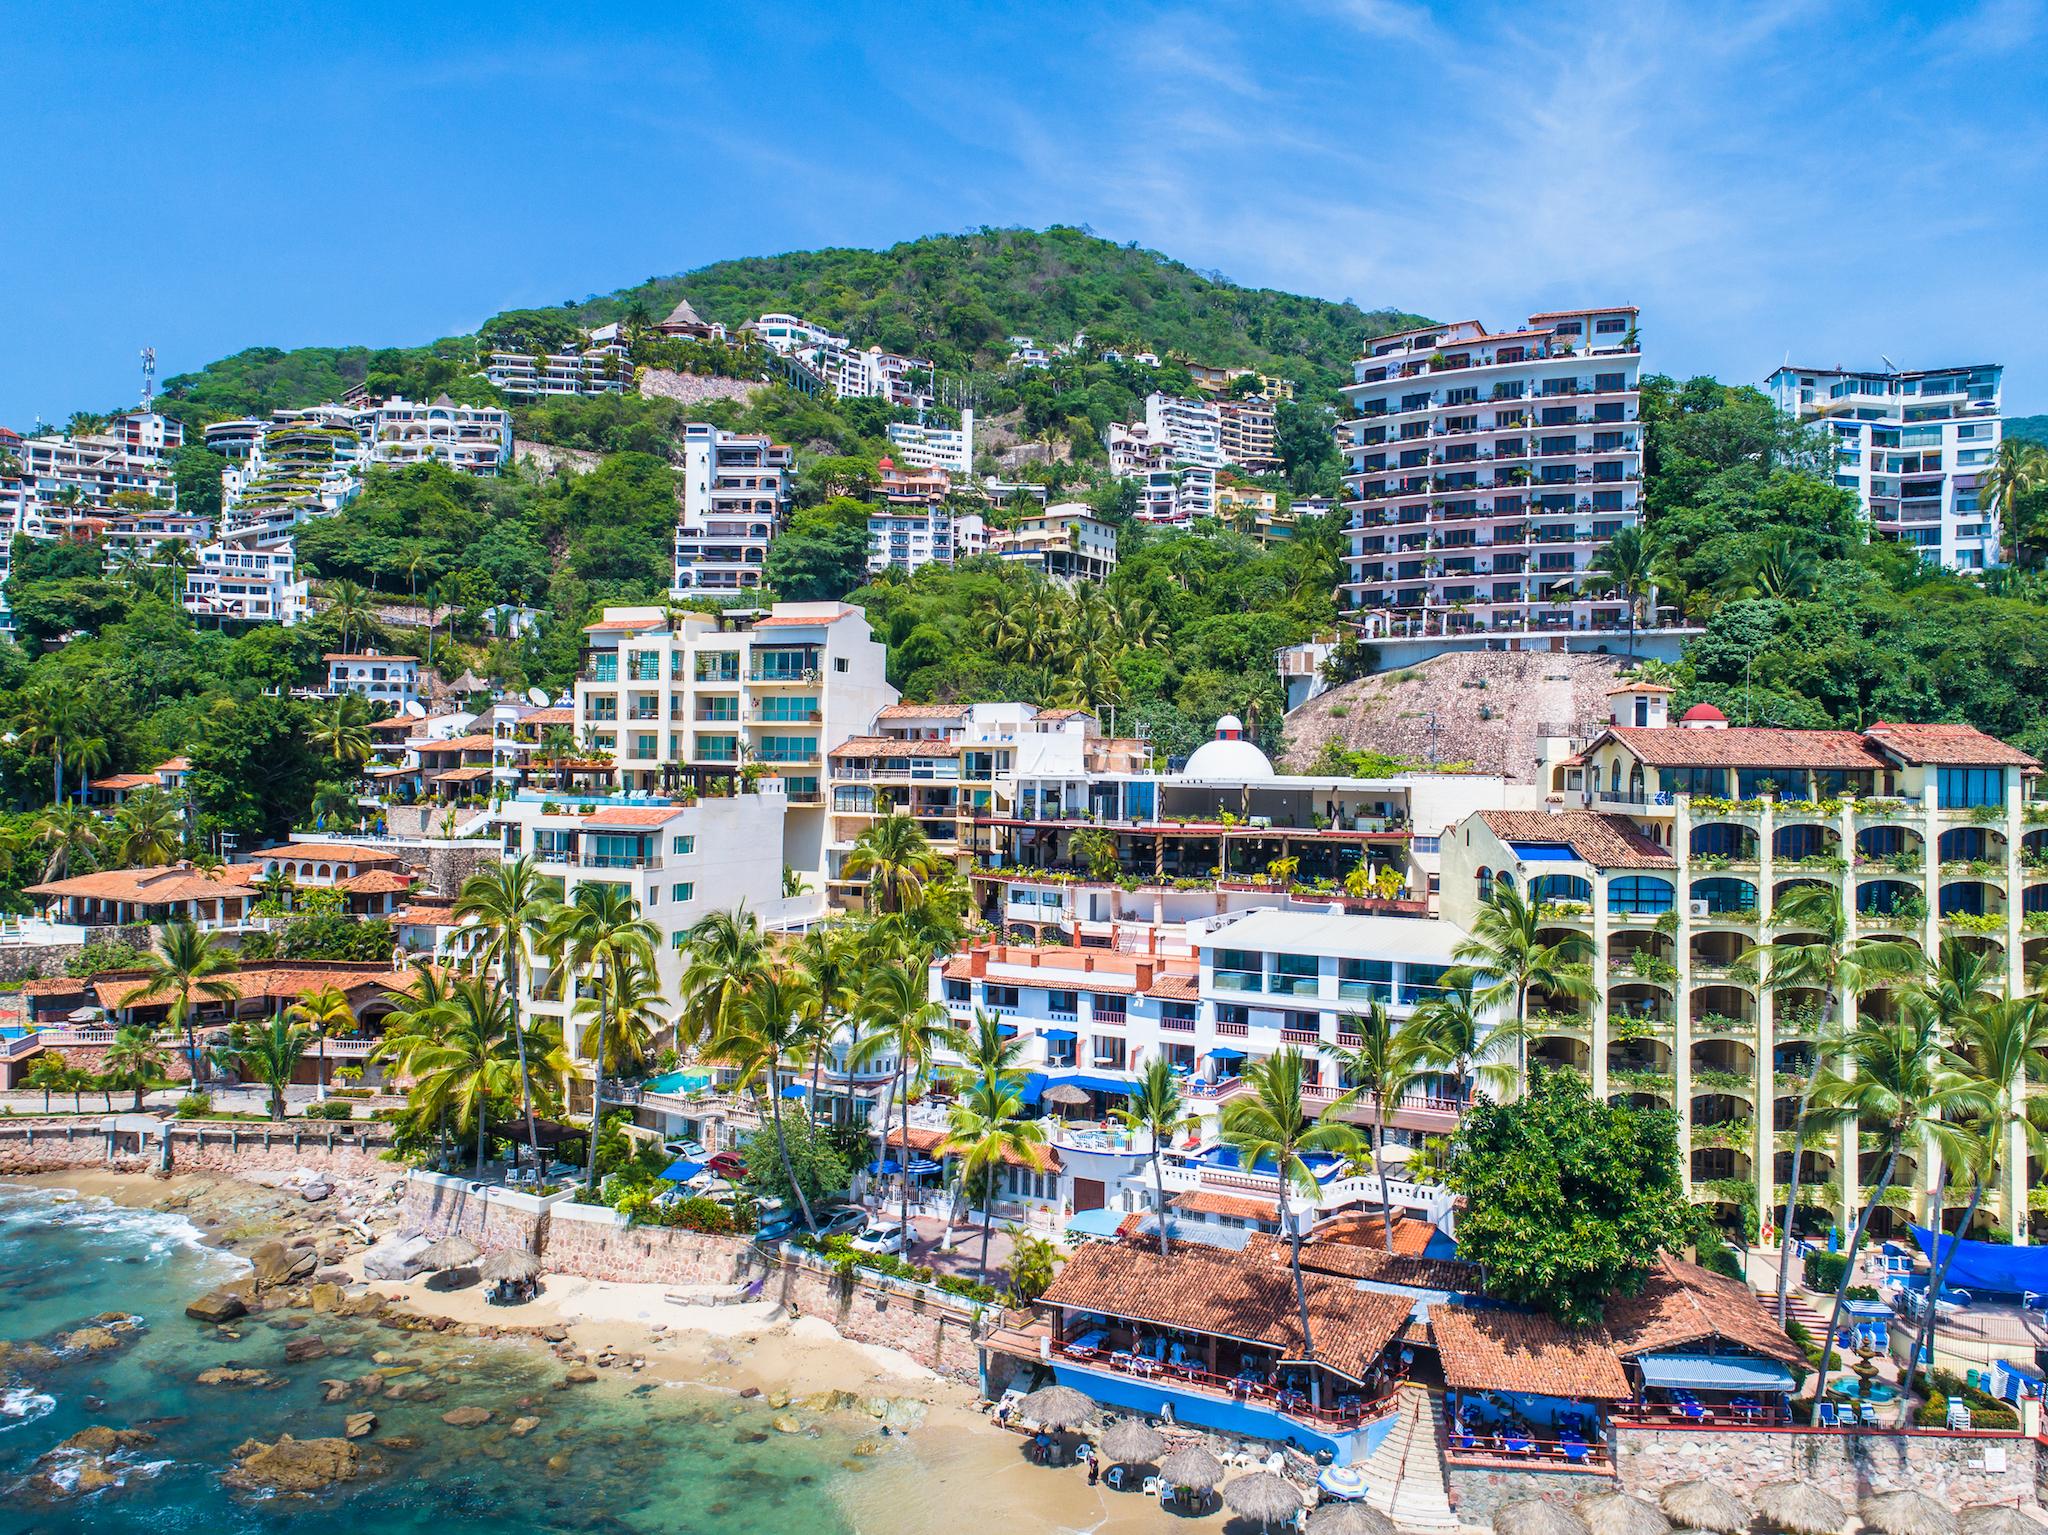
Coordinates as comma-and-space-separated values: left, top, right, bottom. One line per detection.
151, 227, 1423, 423
2009, 414, 2048, 447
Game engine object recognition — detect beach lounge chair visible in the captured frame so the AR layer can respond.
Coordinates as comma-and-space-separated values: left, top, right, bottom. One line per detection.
1818, 1402, 1838, 1426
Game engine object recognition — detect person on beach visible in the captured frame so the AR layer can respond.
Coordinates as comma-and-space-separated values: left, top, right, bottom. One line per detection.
1086, 1449, 1099, 1485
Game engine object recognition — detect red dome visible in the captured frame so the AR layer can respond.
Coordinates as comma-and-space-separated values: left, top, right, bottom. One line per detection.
1680, 703, 1726, 723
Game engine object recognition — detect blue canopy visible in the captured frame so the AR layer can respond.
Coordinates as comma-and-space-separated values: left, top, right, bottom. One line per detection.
1065, 1208, 1128, 1238
871, 1158, 902, 1175
1041, 1028, 1078, 1042
997, 1022, 1019, 1037
1635, 1353, 1796, 1393
1021, 1071, 1135, 1106
1205, 1047, 1246, 1061
660, 1158, 706, 1183
780, 1082, 807, 1098
1911, 1225, 2048, 1295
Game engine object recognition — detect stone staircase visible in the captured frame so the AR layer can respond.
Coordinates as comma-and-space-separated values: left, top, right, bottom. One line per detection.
1755, 1282, 1827, 1338
1362, 1383, 1458, 1533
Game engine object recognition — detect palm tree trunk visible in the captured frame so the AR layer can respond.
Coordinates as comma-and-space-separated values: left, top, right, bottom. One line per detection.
584, 966, 610, 1193
1775, 1008, 1831, 1326
507, 947, 541, 1173
900, 1066, 914, 1242
476, 1094, 489, 1173
1376, 1117, 1395, 1252
183, 1016, 200, 1090
1152, 1147, 1171, 1258
1900, 1174, 1984, 1426
317, 1031, 327, 1101
1810, 1147, 1897, 1425
769, 1073, 818, 1234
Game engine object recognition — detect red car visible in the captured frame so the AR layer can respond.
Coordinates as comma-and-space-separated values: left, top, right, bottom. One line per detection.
707, 1151, 747, 1179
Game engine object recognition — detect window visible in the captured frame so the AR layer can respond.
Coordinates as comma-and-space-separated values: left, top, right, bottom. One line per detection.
1214, 949, 1263, 992
834, 657, 848, 673
944, 979, 971, 1004
1660, 765, 1726, 797
671, 834, 696, 856
1411, 835, 1440, 854
672, 930, 689, 949
985, 985, 1019, 1010
1595, 317, 1628, 334
1048, 990, 1078, 1018
1608, 875, 1675, 915
1338, 958, 1392, 1002
1270, 953, 1319, 996
670, 882, 695, 903
1400, 963, 1449, 1005
1939, 766, 2004, 809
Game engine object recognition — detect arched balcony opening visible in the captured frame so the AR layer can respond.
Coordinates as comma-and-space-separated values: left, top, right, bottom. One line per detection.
2023, 882, 2048, 919
1608, 875, 1675, 918
1610, 982, 1671, 1035
1609, 1036, 1673, 1078
1610, 930, 1675, 988
1939, 879, 2006, 919
1691, 984, 1756, 1037
1770, 876, 1834, 912
1530, 872, 1592, 909
1773, 823, 1842, 865
1857, 824, 1925, 870
1939, 826, 2007, 865
1690, 929, 1751, 972
1693, 1039, 1756, 1079
1857, 878, 1922, 921
1691, 877, 1758, 917
1529, 1037, 1590, 1074
1692, 1148, 1752, 1185
1691, 822, 1758, 861
2022, 827, 2048, 863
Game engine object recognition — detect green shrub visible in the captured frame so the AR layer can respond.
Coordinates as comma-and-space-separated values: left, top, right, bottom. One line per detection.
1845, 1283, 1879, 1301
303, 1101, 354, 1121
1803, 1250, 1850, 1292
174, 1092, 213, 1119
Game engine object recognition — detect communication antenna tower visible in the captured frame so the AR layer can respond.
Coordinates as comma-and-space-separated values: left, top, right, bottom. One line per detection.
140, 347, 156, 412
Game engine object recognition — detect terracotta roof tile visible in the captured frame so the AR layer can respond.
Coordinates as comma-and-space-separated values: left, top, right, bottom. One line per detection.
577, 806, 688, 828
324, 652, 417, 663
415, 734, 498, 753
1602, 726, 1887, 771
1149, 974, 1201, 1001
260, 843, 405, 865
1171, 1190, 1281, 1223
1042, 1240, 1411, 1385
583, 618, 667, 633
874, 703, 970, 719
431, 765, 495, 783
882, 1124, 1057, 1172
1603, 1253, 1802, 1365
1288, 1236, 1481, 1292
1478, 810, 1674, 869
829, 736, 959, 760
26, 862, 262, 905
90, 773, 159, 792
394, 905, 463, 927
749, 608, 850, 627
1431, 1305, 1633, 1399
522, 707, 575, 726
339, 869, 415, 894
1864, 722, 2039, 769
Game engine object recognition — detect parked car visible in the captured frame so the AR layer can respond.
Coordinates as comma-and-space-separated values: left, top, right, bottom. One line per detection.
705, 1150, 747, 1179
664, 1139, 709, 1160
815, 1206, 868, 1240
849, 1220, 907, 1257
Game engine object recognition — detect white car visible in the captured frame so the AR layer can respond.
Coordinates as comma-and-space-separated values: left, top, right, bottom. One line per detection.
849, 1221, 907, 1257
664, 1139, 708, 1160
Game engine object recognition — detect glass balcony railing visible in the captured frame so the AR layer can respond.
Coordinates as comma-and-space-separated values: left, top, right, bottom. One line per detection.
1213, 970, 1263, 994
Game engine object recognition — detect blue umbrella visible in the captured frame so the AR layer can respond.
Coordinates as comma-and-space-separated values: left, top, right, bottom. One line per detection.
872, 1158, 903, 1176
907, 1158, 942, 1176
780, 1082, 807, 1098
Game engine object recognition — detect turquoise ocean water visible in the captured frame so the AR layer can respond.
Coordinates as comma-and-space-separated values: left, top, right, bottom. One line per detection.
0, 1183, 874, 1535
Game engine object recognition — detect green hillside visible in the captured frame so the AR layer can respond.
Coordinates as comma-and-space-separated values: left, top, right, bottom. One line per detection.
2008, 413, 2048, 446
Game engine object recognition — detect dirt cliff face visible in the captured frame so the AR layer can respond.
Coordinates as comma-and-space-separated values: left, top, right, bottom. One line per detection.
1281, 651, 1629, 783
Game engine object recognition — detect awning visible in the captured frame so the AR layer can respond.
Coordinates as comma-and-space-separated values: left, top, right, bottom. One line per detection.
1041, 1028, 1077, 1042
660, 1158, 705, 1183
1065, 1208, 1128, 1238
1205, 1047, 1246, 1061
1635, 1353, 1796, 1392
1912, 1225, 2048, 1296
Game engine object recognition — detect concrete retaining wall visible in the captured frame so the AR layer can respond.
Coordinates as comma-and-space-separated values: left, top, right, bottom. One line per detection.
0, 1118, 396, 1179
399, 1172, 988, 1379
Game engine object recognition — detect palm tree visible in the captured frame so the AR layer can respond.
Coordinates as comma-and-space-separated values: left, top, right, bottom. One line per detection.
400, 975, 533, 1172
572, 949, 667, 1081
706, 965, 820, 1235
68, 734, 112, 805
1447, 884, 1592, 1088
110, 789, 183, 866
791, 924, 858, 1108
103, 1025, 170, 1110
541, 883, 657, 1191
1805, 1011, 1982, 1424
33, 804, 103, 881
851, 960, 953, 1241
325, 579, 375, 653
25, 1053, 69, 1112
214, 1015, 312, 1121
120, 921, 241, 1085
286, 985, 355, 1101
1220, 1048, 1360, 1383
1115, 1058, 1188, 1256
307, 696, 373, 769
677, 906, 768, 1049
1744, 882, 1920, 1324
944, 1075, 1048, 1281
453, 857, 561, 1171
1412, 977, 1521, 1104
1979, 438, 2048, 567
1584, 524, 1656, 657
373, 965, 459, 1166
1329, 1003, 1434, 1250
17, 682, 84, 806
843, 814, 942, 914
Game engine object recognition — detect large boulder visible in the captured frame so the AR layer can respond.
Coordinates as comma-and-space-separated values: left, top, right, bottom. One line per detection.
186, 1290, 248, 1324
249, 1243, 317, 1289
23, 1427, 158, 1501
360, 1235, 433, 1283
223, 1435, 375, 1494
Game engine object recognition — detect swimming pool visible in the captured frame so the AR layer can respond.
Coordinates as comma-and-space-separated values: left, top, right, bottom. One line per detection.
644, 1069, 714, 1095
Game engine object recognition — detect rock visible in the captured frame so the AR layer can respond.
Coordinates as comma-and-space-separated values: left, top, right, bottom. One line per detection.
545, 1453, 572, 1475
59, 1426, 155, 1455
509, 1416, 540, 1437
360, 1234, 432, 1282
441, 1407, 492, 1428
22, 1426, 160, 1502
738, 1386, 761, 1399
284, 1337, 329, 1364
767, 1389, 791, 1409
537, 1325, 568, 1344
249, 1242, 318, 1289
380, 1434, 419, 1451
56, 1327, 123, 1354
185, 1290, 247, 1324
562, 1366, 597, 1385
223, 1435, 374, 1494
307, 1283, 343, 1314
195, 1367, 274, 1388
772, 1414, 803, 1435
321, 1379, 353, 1404
343, 1412, 377, 1440
301, 1183, 331, 1202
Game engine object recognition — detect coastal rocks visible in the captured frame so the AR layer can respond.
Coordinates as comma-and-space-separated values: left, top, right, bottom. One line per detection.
223, 1434, 377, 1495
321, 1379, 353, 1403
343, 1412, 377, 1440
510, 1416, 540, 1437
307, 1282, 343, 1314
184, 1290, 247, 1324
56, 1314, 143, 1356
283, 1337, 330, 1364
772, 1414, 804, 1434
440, 1407, 492, 1427
301, 1182, 331, 1202
194, 1366, 278, 1388
249, 1242, 318, 1289
0, 1339, 61, 1376
361, 1234, 432, 1281
560, 1365, 598, 1386
23, 1426, 160, 1501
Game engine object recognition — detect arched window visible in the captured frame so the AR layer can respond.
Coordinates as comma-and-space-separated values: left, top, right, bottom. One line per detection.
1691, 877, 1758, 915
1609, 876, 1675, 915
1496, 869, 1515, 890
1531, 873, 1592, 905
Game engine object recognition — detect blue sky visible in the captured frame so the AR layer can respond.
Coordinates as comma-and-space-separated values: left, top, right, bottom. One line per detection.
6, 0, 2047, 427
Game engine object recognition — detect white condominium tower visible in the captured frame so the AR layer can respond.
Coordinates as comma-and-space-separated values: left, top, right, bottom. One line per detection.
1766, 362, 2003, 571
1340, 307, 1650, 649
672, 424, 793, 595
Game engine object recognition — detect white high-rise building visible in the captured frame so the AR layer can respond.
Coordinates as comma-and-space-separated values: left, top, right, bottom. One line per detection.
1766, 362, 2003, 571
182, 535, 310, 625
1143, 392, 1226, 468
1340, 306, 1653, 647
672, 424, 792, 595
885, 409, 975, 476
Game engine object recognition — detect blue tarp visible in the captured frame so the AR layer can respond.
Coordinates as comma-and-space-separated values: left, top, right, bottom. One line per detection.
780, 1082, 807, 1098
1065, 1208, 1128, 1238
1507, 841, 1579, 861
1636, 1353, 1796, 1392
1911, 1225, 2048, 1296
660, 1158, 706, 1183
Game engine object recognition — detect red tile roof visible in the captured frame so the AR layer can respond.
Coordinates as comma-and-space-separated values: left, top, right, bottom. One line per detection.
431, 765, 494, 783
339, 869, 415, 894
1171, 1190, 1281, 1223
1601, 726, 1887, 770
577, 806, 688, 829
1478, 810, 1674, 869
261, 843, 405, 865
749, 607, 851, 627
1281, 1234, 1481, 1293
90, 773, 158, 792
394, 904, 463, 927
325, 653, 417, 663
881, 1124, 1057, 1172
874, 703, 970, 719
1042, 1240, 1411, 1385
829, 736, 959, 760
522, 707, 575, 726
1864, 722, 2039, 770
1430, 1305, 1633, 1400
26, 862, 262, 905
416, 733, 498, 753
583, 618, 666, 633
1603, 1253, 1803, 1364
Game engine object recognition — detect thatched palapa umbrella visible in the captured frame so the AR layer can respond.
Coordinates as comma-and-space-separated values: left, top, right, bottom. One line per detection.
1224, 1470, 1304, 1532
481, 1249, 541, 1284
1961, 1507, 2047, 1535
1578, 1492, 1672, 1535
1157, 1443, 1224, 1493
1017, 1384, 1096, 1432
1494, 1499, 1593, 1535
1752, 1481, 1847, 1535
1863, 1491, 1960, 1535
419, 1234, 480, 1270
1658, 1481, 1749, 1535
1042, 1083, 1091, 1118
1309, 1502, 1397, 1535
1098, 1419, 1165, 1466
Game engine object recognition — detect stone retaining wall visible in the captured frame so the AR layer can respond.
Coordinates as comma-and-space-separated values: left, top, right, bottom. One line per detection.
0, 924, 153, 983
1447, 1462, 1615, 1521
0, 1119, 396, 1179
399, 1173, 987, 1378
1613, 1421, 2040, 1506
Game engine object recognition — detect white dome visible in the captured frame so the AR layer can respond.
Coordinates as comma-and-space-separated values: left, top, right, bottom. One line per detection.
1181, 715, 1274, 781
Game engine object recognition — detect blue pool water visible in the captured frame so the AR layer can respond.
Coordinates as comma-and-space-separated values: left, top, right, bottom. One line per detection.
644, 1069, 714, 1095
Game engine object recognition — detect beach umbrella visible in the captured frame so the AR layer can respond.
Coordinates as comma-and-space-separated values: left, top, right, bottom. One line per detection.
1752, 1481, 1847, 1535
1224, 1471, 1303, 1530
1961, 1508, 2047, 1535
1018, 1384, 1096, 1432
1494, 1499, 1593, 1535
419, 1234, 480, 1270
1098, 1419, 1165, 1466
1659, 1481, 1749, 1535
1157, 1444, 1225, 1492
1862, 1491, 1960, 1535
480, 1249, 541, 1285
1310, 1501, 1396, 1535
1577, 1492, 1672, 1535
